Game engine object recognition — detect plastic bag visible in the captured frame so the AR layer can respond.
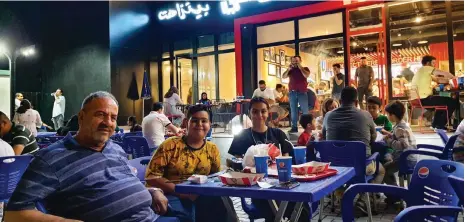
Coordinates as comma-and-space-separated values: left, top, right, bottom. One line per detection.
242, 143, 281, 168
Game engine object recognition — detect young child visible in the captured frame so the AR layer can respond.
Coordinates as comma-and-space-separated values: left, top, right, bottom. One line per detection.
382, 101, 417, 203
297, 114, 316, 146
367, 96, 392, 132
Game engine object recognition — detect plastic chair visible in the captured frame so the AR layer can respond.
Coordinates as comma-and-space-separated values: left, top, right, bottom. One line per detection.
342, 159, 464, 222
408, 86, 449, 133
35, 201, 47, 213
436, 129, 449, 145
240, 198, 263, 221
393, 205, 462, 222
0, 155, 34, 202
314, 141, 379, 221
127, 156, 152, 182
398, 134, 458, 187
123, 131, 143, 138
123, 136, 151, 159
36, 135, 64, 144
448, 175, 464, 206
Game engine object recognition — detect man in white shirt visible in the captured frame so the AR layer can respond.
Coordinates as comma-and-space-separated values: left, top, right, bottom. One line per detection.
252, 80, 275, 103
14, 93, 23, 111
252, 81, 288, 127
142, 102, 181, 148
0, 138, 15, 157
51, 88, 66, 130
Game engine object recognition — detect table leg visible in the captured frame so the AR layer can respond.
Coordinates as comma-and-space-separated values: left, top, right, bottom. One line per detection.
274, 201, 289, 222
221, 196, 239, 222
289, 202, 304, 222
268, 200, 279, 216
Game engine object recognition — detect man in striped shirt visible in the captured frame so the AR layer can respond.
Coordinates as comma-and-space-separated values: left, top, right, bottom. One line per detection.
0, 111, 39, 155
5, 91, 176, 222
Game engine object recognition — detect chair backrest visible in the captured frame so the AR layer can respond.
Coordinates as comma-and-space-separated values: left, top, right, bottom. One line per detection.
123, 131, 143, 138
0, 155, 34, 202
408, 159, 463, 209
123, 136, 151, 158
442, 134, 459, 160
408, 86, 422, 107
436, 129, 449, 145
448, 175, 464, 206
37, 136, 64, 144
127, 156, 152, 181
314, 141, 368, 183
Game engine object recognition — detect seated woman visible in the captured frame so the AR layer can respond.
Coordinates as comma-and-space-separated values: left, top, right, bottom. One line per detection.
164, 86, 185, 126
198, 92, 211, 105
315, 98, 339, 130
228, 97, 310, 222
145, 104, 226, 222
128, 116, 142, 132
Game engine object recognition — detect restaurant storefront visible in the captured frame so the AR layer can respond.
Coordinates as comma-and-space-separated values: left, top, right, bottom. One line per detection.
154, 0, 463, 104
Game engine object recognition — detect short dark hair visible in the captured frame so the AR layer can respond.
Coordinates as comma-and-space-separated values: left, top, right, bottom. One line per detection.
385, 101, 405, 120
81, 91, 118, 109
57, 88, 63, 94
299, 114, 314, 129
17, 99, 32, 114
152, 102, 163, 111
340, 87, 358, 105
258, 80, 266, 85
422, 55, 436, 65
293, 55, 301, 60
276, 84, 283, 89
187, 104, 210, 120
332, 64, 341, 69
128, 116, 137, 124
0, 111, 9, 122
361, 56, 367, 60
367, 96, 382, 107
249, 97, 270, 111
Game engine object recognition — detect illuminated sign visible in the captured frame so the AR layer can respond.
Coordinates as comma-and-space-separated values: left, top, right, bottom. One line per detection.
158, 2, 210, 21
220, 0, 269, 15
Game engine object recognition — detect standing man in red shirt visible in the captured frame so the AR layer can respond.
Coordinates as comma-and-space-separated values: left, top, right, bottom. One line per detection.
283, 55, 311, 133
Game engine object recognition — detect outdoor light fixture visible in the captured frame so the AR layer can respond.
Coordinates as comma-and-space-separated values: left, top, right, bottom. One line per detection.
415, 16, 422, 23
418, 40, 428, 44
397, 33, 401, 37
21, 47, 35, 57
337, 50, 344, 54
393, 43, 402, 47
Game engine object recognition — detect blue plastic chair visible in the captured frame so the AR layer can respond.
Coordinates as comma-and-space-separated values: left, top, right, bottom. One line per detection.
398, 134, 458, 187
393, 205, 462, 222
123, 131, 143, 138
123, 136, 151, 159
436, 129, 449, 145
127, 156, 152, 182
448, 175, 464, 206
314, 141, 379, 221
342, 159, 464, 222
206, 128, 213, 141
35, 201, 47, 213
0, 155, 34, 202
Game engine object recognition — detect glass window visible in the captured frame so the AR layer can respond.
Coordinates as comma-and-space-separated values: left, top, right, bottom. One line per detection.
299, 38, 345, 102
219, 52, 236, 102
150, 62, 159, 101
257, 44, 294, 89
162, 61, 171, 95
198, 35, 214, 53
389, 0, 448, 98
219, 32, 235, 50
162, 44, 170, 59
198, 55, 216, 100
174, 40, 192, 56
257, 21, 295, 45
177, 58, 193, 104
349, 4, 383, 31
299, 13, 343, 39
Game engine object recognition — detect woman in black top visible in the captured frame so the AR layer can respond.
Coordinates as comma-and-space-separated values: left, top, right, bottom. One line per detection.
127, 116, 142, 132
228, 97, 309, 222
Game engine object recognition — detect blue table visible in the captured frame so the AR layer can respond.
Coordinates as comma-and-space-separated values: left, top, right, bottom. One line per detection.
176, 166, 355, 222
36, 132, 58, 137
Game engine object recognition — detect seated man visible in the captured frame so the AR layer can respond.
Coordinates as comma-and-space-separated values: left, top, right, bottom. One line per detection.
0, 112, 39, 155
411, 55, 456, 129
252, 80, 288, 127
272, 84, 289, 126
5, 91, 175, 222
142, 102, 182, 148
322, 87, 385, 212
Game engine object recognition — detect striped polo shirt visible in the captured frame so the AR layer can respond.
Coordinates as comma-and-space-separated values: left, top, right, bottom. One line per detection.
3, 123, 38, 155
7, 134, 159, 222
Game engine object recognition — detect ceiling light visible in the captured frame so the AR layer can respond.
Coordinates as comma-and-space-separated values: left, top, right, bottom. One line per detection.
415, 17, 422, 23
389, 0, 421, 7
418, 40, 428, 44
419, 30, 422, 34
393, 43, 402, 46
453, 34, 457, 37
352, 42, 358, 47
397, 33, 402, 37
364, 47, 368, 51
337, 50, 344, 54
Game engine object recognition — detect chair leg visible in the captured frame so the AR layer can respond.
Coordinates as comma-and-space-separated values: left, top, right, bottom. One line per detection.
372, 193, 377, 212
407, 174, 412, 186
330, 192, 335, 212
318, 199, 324, 222
419, 108, 424, 134
365, 193, 373, 222
399, 175, 405, 188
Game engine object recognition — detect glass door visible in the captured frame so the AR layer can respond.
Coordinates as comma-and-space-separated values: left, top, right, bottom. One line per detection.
175, 55, 194, 104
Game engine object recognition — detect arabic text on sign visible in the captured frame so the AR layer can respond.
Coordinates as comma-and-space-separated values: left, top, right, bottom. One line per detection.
220, 0, 270, 15
158, 2, 210, 21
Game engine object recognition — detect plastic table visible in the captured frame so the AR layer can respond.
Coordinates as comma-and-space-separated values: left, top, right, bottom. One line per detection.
36, 132, 57, 137
175, 166, 355, 222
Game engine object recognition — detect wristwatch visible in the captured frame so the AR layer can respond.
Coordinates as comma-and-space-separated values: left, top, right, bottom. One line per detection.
147, 187, 164, 194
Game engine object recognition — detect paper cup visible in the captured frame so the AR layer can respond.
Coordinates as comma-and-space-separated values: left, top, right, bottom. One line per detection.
293, 146, 306, 164
254, 155, 269, 177
276, 156, 293, 182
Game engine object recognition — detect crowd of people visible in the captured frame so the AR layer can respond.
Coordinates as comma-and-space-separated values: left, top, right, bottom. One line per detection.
0, 54, 462, 222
